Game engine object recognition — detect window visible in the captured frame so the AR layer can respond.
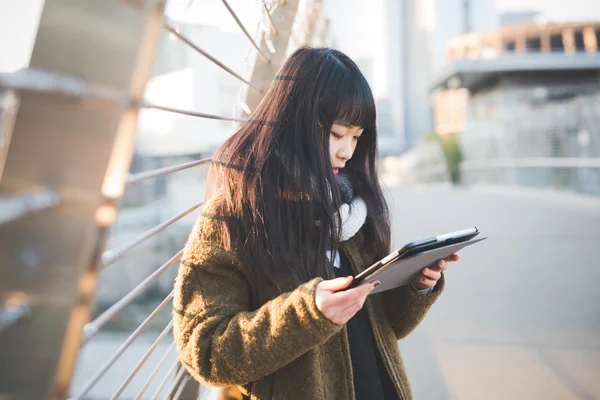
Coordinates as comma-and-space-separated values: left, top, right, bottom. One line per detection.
526, 37, 541, 52
550, 34, 564, 52
574, 31, 586, 52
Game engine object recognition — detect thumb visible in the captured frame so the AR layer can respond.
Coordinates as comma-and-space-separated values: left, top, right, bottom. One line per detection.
318, 276, 353, 292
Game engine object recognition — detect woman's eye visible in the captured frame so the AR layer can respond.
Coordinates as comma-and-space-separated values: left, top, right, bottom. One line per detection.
331, 132, 343, 139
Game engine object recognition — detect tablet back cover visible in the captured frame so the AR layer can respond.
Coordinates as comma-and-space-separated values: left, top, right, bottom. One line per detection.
364, 237, 487, 294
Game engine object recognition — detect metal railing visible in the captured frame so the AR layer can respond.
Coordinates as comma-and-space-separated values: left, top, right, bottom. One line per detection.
66, 1, 289, 399
0, 68, 248, 124
72, 292, 174, 399
101, 203, 202, 267
0, 0, 318, 398
460, 157, 600, 195
69, 3, 269, 398
460, 157, 600, 170
126, 158, 212, 187
83, 251, 183, 343
221, 0, 272, 64
163, 22, 265, 94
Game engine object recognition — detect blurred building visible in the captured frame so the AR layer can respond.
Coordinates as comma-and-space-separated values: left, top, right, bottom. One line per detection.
383, 0, 498, 152
431, 21, 600, 194
433, 0, 498, 69
429, 0, 498, 137
384, 0, 436, 152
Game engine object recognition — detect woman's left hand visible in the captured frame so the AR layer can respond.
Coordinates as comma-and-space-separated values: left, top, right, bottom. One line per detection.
412, 254, 459, 290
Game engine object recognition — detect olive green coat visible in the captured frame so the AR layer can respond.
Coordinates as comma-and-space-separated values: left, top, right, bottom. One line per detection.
173, 195, 444, 399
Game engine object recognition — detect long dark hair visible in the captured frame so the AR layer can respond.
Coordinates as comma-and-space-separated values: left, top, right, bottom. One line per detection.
210, 47, 390, 286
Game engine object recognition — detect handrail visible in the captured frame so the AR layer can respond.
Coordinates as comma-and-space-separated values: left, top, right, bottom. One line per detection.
83, 251, 182, 343
221, 0, 271, 63
126, 158, 212, 187
142, 102, 248, 123
102, 203, 202, 267
71, 292, 174, 400
150, 360, 181, 400
134, 343, 176, 400
110, 321, 174, 400
164, 22, 264, 93
461, 157, 600, 171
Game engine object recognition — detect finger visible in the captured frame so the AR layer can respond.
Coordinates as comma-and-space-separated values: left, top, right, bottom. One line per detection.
431, 260, 447, 272
330, 285, 365, 305
437, 259, 449, 271
319, 276, 353, 292
446, 254, 460, 262
331, 281, 375, 305
421, 268, 442, 281
339, 285, 375, 320
416, 276, 437, 289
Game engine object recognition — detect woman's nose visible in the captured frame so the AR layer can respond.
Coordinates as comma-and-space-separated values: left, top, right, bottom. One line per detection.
338, 139, 353, 161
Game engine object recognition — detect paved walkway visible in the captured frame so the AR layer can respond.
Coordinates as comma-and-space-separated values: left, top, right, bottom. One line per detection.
390, 185, 600, 400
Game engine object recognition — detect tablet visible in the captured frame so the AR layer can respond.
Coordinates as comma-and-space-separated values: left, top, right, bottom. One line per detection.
350, 227, 485, 293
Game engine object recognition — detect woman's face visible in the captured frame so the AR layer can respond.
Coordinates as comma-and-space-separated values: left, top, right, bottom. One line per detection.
329, 123, 363, 175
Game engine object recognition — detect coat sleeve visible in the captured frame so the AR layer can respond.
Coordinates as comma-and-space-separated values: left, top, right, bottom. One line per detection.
377, 274, 445, 340
172, 243, 343, 387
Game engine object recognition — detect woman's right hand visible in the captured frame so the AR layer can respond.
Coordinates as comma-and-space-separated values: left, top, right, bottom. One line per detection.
315, 277, 379, 325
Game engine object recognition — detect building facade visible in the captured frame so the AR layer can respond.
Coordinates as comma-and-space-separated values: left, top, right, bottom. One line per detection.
431, 22, 600, 194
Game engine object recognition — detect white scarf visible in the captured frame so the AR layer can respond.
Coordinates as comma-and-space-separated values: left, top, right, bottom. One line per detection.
327, 195, 368, 268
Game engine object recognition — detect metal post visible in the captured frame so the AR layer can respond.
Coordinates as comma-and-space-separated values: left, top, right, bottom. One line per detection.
244, 0, 301, 111
0, 1, 167, 399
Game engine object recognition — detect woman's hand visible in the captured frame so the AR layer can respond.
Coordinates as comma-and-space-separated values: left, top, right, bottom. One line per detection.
315, 277, 379, 325
412, 254, 459, 290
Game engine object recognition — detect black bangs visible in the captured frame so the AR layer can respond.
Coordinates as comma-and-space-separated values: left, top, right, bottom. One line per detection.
333, 72, 376, 130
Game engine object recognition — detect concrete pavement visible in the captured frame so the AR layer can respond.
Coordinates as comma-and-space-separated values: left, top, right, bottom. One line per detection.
390, 185, 600, 400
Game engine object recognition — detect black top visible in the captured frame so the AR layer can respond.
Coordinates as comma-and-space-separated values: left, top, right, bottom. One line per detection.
335, 253, 398, 400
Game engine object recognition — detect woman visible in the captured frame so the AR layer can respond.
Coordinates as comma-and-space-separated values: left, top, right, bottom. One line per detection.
173, 47, 457, 400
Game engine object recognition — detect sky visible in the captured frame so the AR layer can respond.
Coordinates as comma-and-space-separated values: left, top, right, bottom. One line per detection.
2, 0, 600, 79
0, 0, 45, 73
